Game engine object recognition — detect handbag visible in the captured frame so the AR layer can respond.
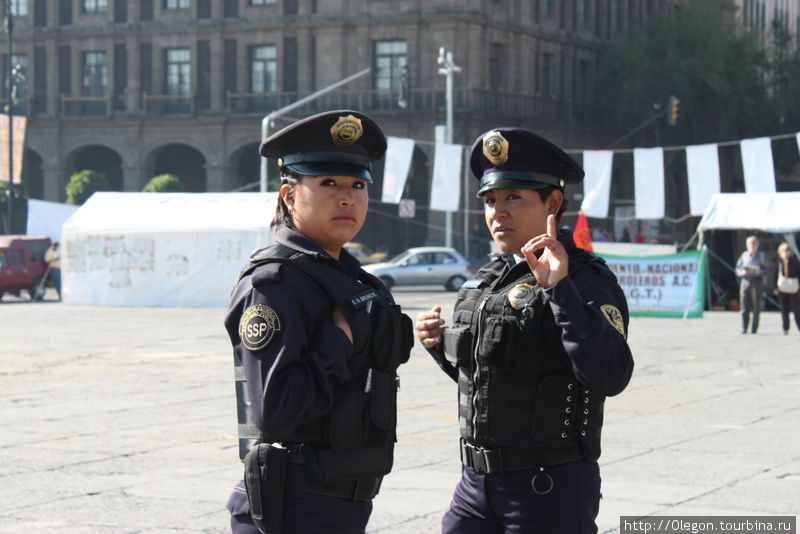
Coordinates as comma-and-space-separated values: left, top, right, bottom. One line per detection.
777, 273, 799, 294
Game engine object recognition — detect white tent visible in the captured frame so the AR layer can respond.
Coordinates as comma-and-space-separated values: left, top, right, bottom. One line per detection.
62, 192, 277, 307
697, 192, 800, 255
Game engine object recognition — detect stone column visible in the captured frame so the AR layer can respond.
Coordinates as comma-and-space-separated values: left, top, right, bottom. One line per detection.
122, 165, 148, 192
204, 162, 231, 192
42, 164, 65, 202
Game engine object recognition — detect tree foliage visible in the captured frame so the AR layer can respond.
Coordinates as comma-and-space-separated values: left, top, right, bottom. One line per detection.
143, 173, 184, 192
66, 169, 110, 205
597, 1, 775, 146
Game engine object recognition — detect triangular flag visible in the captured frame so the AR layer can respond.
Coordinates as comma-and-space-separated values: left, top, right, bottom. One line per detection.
573, 210, 593, 251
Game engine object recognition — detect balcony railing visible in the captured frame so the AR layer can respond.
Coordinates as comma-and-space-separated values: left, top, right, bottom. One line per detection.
34, 87, 607, 126
142, 93, 195, 116
60, 94, 112, 117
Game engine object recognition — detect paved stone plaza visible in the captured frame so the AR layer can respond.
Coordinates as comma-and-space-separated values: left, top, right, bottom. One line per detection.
1, 288, 797, 533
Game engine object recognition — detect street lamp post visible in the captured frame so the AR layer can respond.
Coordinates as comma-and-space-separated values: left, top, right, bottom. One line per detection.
437, 47, 460, 248
4, 0, 12, 234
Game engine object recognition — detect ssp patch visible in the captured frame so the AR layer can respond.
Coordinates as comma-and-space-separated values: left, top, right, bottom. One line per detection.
600, 304, 625, 337
239, 304, 281, 351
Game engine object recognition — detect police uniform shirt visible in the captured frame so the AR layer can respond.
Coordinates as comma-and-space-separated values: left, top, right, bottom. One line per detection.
225, 224, 361, 440
431, 229, 633, 398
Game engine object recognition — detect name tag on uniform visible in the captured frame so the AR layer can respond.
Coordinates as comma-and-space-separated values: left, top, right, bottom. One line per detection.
461, 279, 483, 289
350, 289, 379, 309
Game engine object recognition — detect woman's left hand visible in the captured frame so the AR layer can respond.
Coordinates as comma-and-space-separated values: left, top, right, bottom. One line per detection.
521, 214, 568, 289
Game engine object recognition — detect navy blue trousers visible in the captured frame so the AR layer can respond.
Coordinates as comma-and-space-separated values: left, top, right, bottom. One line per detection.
441, 459, 601, 534
230, 490, 372, 534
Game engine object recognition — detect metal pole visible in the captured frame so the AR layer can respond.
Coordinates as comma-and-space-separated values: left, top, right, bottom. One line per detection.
462, 147, 470, 260
259, 67, 371, 192
6, 1, 12, 234
438, 49, 460, 249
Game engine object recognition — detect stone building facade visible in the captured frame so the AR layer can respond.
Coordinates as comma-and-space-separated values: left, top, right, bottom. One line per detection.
5, 0, 683, 250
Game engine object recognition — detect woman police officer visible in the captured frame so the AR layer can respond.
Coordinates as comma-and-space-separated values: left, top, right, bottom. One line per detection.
417, 128, 634, 533
225, 110, 413, 534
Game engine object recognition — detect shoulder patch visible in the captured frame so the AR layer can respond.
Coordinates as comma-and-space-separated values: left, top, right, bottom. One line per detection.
600, 304, 625, 337
239, 304, 282, 351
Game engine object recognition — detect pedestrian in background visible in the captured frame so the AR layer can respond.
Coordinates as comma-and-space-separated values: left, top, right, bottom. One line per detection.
774, 242, 800, 335
225, 110, 413, 534
735, 235, 769, 334
416, 127, 634, 533
44, 241, 61, 300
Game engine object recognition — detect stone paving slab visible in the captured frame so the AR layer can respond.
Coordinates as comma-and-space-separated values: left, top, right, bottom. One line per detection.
1, 287, 798, 533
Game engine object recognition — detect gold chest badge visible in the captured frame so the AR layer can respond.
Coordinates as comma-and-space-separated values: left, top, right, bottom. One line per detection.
508, 283, 535, 310
330, 115, 363, 146
482, 130, 509, 166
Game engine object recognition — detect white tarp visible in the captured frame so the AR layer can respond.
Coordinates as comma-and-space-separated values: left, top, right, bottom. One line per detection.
685, 143, 721, 216
697, 192, 800, 233
633, 147, 665, 219
26, 198, 80, 243
429, 143, 462, 212
739, 137, 776, 194
381, 136, 415, 204
62, 192, 277, 307
580, 150, 614, 218
697, 192, 800, 257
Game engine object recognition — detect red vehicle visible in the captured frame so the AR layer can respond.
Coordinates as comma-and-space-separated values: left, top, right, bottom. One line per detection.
0, 235, 52, 301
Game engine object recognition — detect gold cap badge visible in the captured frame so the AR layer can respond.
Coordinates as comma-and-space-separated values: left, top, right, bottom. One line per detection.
483, 130, 509, 166
330, 115, 363, 146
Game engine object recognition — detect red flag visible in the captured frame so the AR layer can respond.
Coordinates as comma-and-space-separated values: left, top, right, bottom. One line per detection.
573, 210, 594, 251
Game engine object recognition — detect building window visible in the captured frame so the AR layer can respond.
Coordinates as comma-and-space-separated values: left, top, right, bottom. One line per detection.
541, 52, 553, 98
583, 0, 590, 25
83, 0, 107, 13
81, 51, 107, 115
488, 43, 506, 90
546, 0, 555, 18
82, 51, 107, 96
250, 0, 276, 5
373, 40, 406, 91
165, 48, 190, 95
10, 0, 27, 16
250, 45, 276, 93
164, 0, 189, 9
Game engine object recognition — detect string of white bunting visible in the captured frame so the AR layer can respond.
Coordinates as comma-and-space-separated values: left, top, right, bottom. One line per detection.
379, 131, 800, 219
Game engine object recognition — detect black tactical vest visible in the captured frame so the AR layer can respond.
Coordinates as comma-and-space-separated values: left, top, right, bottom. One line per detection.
443, 247, 605, 462
233, 244, 412, 482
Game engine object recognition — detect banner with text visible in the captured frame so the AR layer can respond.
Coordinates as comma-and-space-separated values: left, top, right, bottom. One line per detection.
599, 249, 707, 318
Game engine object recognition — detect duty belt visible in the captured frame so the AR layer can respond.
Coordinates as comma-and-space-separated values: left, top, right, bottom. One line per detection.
460, 438, 584, 474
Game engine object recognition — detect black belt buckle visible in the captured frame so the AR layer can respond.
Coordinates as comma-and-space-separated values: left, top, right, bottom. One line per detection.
461, 440, 504, 474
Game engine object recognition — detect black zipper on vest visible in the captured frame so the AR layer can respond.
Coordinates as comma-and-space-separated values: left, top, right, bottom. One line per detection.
471, 295, 490, 441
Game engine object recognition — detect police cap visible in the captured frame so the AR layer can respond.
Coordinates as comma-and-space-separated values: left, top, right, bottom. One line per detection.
259, 110, 387, 183
469, 127, 584, 195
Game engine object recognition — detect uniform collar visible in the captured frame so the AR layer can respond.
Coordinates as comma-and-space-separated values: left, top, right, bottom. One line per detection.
272, 224, 362, 277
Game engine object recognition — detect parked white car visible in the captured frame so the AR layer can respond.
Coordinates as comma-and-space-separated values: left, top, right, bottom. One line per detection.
363, 246, 472, 291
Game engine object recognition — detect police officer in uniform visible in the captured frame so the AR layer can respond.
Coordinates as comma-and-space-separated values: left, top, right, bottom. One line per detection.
226, 110, 413, 534
416, 128, 634, 533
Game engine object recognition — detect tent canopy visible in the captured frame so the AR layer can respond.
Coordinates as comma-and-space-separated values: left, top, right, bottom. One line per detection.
62, 192, 277, 307
697, 192, 800, 234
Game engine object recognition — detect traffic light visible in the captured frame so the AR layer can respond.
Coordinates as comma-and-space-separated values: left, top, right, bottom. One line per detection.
667, 95, 680, 126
